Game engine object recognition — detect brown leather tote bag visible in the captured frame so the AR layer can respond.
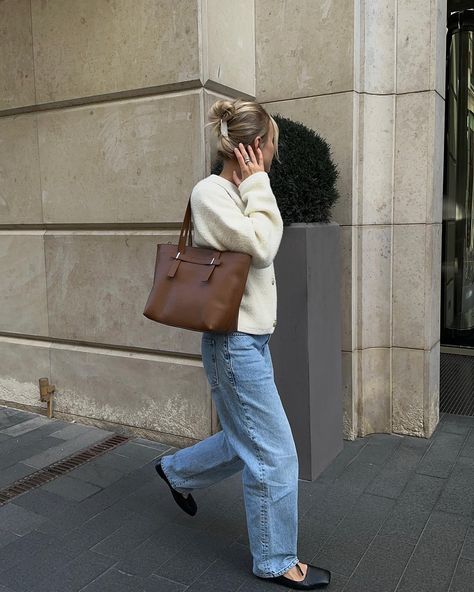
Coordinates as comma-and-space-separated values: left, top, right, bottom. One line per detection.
143, 193, 252, 333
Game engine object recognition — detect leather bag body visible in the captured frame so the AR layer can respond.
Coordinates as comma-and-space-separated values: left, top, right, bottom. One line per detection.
143, 193, 252, 333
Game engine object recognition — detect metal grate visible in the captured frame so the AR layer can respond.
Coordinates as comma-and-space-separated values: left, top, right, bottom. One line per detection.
0, 433, 130, 505
440, 352, 474, 417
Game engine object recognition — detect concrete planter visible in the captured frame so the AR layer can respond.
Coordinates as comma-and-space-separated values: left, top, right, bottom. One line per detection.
270, 222, 343, 481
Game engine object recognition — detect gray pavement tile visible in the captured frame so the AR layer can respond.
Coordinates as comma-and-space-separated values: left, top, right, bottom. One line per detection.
0, 462, 37, 488
461, 525, 474, 560
115, 521, 202, 577
36, 466, 157, 536
416, 431, 468, 478
89, 513, 158, 559
24, 549, 115, 592
434, 455, 474, 516
131, 437, 171, 452
0, 502, 46, 536
12, 487, 79, 518
84, 449, 152, 474
378, 472, 447, 543
395, 511, 470, 592
202, 496, 248, 541
0, 532, 78, 591
313, 438, 368, 484
80, 567, 148, 592
310, 492, 396, 577
460, 429, 474, 459
0, 410, 36, 430
65, 459, 125, 488
21, 427, 115, 469
0, 434, 66, 470
110, 441, 163, 463
48, 423, 94, 440
153, 528, 239, 585
297, 482, 363, 559
325, 454, 381, 494
40, 474, 101, 501
338, 533, 415, 592
0, 416, 51, 437
0, 530, 20, 551
364, 436, 432, 498
184, 541, 253, 592
448, 557, 474, 592
143, 574, 187, 591
0, 530, 55, 574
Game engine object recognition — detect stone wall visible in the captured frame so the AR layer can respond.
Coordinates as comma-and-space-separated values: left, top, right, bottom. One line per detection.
0, 0, 447, 442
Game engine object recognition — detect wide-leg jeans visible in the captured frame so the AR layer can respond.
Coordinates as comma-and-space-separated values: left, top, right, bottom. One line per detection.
160, 330, 300, 578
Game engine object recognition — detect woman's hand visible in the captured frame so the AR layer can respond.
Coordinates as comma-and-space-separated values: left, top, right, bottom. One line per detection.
232, 143, 265, 187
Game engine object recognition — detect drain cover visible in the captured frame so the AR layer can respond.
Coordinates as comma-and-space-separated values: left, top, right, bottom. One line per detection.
0, 433, 130, 505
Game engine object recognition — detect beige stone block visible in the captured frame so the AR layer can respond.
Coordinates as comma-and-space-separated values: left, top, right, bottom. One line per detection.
396, 0, 431, 93
433, 0, 447, 99
204, 89, 233, 171
394, 91, 441, 224
204, 0, 255, 96
263, 93, 353, 226
0, 337, 50, 409
392, 224, 441, 350
340, 225, 353, 352
0, 232, 48, 336
424, 340, 440, 437
0, 0, 35, 110
359, 347, 391, 436
392, 343, 440, 437
357, 93, 395, 224
358, 225, 392, 349
256, 0, 354, 101
431, 91, 445, 224
31, 0, 199, 104
341, 350, 357, 440
428, 224, 442, 348
50, 342, 211, 441
360, 0, 396, 94
397, 0, 446, 95
38, 92, 202, 224
0, 113, 42, 224
44, 231, 202, 354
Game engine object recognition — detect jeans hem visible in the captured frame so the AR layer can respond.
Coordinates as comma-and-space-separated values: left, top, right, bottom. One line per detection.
159, 455, 193, 495
253, 556, 300, 578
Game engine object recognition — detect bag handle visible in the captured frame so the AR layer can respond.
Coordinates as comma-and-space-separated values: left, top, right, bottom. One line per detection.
178, 195, 193, 251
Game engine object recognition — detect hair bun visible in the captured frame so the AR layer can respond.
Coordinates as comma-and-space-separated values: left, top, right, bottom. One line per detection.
218, 101, 235, 121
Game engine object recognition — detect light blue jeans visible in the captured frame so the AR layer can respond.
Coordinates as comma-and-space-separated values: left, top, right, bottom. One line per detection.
160, 330, 300, 578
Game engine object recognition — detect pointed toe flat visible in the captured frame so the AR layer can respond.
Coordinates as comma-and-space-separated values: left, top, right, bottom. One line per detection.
155, 459, 197, 516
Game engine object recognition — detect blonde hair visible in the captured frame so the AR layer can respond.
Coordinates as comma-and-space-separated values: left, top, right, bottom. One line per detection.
205, 98, 281, 164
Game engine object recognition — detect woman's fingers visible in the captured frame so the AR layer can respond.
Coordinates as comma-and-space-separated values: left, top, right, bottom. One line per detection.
247, 144, 257, 165
233, 146, 247, 168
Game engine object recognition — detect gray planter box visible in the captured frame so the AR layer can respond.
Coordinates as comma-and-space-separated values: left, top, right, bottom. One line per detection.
270, 222, 343, 481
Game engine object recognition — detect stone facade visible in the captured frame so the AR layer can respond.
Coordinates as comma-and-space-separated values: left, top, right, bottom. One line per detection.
0, 0, 446, 443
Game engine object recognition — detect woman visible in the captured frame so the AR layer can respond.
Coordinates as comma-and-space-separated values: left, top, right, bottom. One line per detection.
155, 99, 331, 590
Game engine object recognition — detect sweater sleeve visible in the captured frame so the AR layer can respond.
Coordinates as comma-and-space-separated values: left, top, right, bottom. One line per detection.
190, 171, 284, 269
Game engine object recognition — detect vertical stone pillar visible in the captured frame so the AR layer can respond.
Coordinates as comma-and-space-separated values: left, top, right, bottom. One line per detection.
256, 0, 446, 438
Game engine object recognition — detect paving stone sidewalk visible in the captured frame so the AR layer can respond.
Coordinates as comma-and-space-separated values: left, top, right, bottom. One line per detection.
0, 405, 473, 591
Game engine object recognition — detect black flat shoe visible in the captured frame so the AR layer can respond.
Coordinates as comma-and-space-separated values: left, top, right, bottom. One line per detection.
155, 459, 197, 516
256, 562, 331, 590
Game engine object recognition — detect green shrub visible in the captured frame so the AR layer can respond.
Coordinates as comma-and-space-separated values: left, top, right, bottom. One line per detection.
211, 113, 340, 225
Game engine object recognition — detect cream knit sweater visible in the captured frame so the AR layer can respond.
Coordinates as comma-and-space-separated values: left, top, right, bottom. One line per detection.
190, 171, 284, 334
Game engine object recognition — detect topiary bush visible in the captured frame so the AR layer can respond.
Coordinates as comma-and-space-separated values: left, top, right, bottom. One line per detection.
211, 113, 340, 225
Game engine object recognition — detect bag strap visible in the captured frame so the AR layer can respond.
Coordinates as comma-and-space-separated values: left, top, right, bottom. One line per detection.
178, 194, 193, 251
